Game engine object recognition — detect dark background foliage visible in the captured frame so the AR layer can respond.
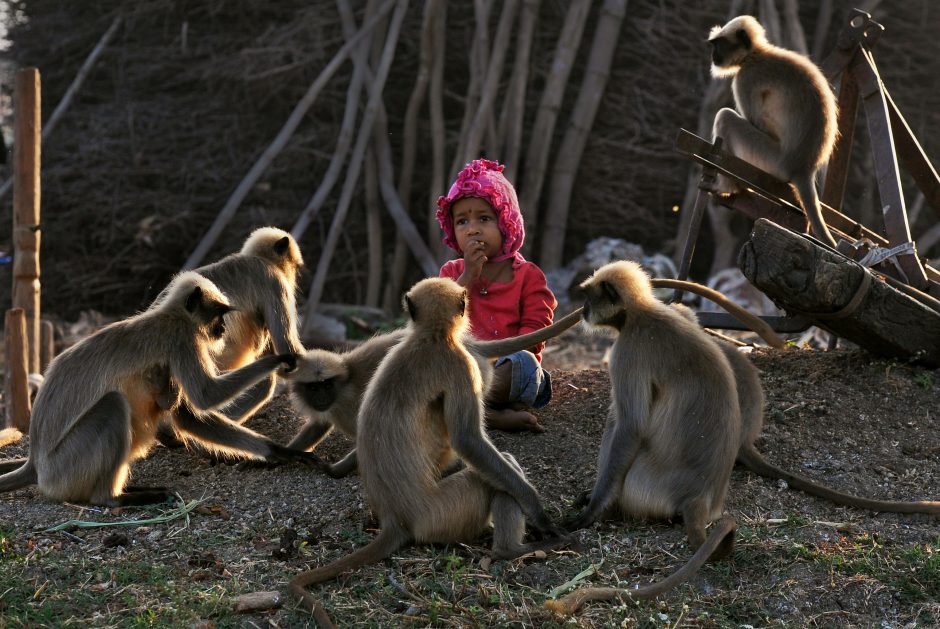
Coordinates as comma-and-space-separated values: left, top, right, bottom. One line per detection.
1, 0, 938, 320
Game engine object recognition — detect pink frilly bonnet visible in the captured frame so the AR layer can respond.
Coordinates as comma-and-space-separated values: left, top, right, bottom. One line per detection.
436, 158, 525, 262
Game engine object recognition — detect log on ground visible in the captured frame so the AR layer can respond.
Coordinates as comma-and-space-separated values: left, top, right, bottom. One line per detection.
739, 218, 940, 366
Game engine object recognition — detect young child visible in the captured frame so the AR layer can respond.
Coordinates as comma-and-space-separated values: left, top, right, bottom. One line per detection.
436, 158, 557, 433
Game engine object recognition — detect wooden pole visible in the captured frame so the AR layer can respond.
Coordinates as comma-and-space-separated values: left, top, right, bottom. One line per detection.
4, 309, 31, 430
12, 67, 41, 375
39, 318, 55, 372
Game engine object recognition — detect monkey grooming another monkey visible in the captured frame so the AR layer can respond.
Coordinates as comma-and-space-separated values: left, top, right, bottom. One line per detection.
0, 272, 310, 507
155, 227, 305, 450
289, 278, 568, 614
288, 307, 584, 477
554, 261, 740, 612
672, 304, 940, 515
709, 15, 839, 248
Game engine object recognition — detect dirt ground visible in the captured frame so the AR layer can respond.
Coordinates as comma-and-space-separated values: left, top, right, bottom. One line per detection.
0, 327, 938, 628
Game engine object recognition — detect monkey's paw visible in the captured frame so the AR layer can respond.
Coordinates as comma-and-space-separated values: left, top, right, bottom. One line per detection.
276, 353, 299, 374
267, 444, 325, 470
563, 511, 596, 533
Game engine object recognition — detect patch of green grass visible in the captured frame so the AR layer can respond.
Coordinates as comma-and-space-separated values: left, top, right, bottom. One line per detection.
913, 371, 934, 389
794, 532, 940, 605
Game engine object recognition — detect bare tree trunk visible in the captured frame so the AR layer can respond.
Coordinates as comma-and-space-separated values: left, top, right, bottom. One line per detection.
780, 0, 808, 54
517, 0, 591, 257
454, 0, 519, 167
811, 0, 834, 60
333, 0, 439, 320
291, 1, 377, 240
497, 0, 540, 183
184, 0, 396, 269
303, 0, 408, 327
364, 145, 382, 308
383, 0, 444, 312
538, 0, 627, 271
447, 0, 491, 180
758, 0, 782, 44
426, 1, 448, 261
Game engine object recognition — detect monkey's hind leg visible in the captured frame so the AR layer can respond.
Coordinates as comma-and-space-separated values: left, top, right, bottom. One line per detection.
712, 108, 788, 193
681, 496, 735, 561
45, 391, 174, 507
490, 453, 569, 559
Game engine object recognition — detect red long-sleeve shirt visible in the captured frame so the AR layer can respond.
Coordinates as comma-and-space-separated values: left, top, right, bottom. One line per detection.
440, 257, 557, 362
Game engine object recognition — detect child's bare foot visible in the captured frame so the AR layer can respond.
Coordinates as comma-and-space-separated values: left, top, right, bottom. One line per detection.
485, 407, 545, 433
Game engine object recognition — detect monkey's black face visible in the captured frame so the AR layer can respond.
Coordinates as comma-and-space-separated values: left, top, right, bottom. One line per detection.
297, 378, 337, 412
581, 281, 626, 330
709, 29, 751, 67
210, 315, 227, 339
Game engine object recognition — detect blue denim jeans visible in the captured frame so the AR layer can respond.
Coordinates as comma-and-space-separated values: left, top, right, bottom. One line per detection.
493, 350, 552, 409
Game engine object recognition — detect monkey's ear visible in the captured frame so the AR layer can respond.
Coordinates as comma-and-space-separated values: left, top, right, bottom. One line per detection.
601, 280, 620, 304
185, 286, 203, 313
404, 295, 417, 322
736, 28, 751, 49
274, 236, 291, 256
459, 294, 467, 315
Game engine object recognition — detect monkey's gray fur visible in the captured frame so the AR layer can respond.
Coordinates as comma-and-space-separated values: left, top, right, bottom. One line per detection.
674, 304, 940, 515
709, 15, 838, 247
289, 278, 568, 614
287, 308, 583, 477
0, 272, 307, 507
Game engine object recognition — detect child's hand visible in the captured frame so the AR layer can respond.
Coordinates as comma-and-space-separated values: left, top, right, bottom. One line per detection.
460, 240, 488, 285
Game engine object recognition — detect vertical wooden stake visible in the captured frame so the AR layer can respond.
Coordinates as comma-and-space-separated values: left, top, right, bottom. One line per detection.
13, 67, 42, 375
4, 308, 31, 430
40, 318, 55, 372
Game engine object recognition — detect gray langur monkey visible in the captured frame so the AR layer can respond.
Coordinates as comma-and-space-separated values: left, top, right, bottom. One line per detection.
674, 304, 940, 515
551, 261, 740, 613
289, 278, 568, 614
709, 15, 839, 248
287, 307, 584, 477
155, 227, 305, 448
0, 272, 312, 507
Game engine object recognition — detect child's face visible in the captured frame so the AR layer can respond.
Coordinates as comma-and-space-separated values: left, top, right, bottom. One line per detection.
452, 197, 503, 260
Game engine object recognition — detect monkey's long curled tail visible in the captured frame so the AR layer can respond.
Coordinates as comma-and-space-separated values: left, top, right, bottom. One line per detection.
0, 458, 37, 491
738, 445, 940, 514
650, 279, 785, 348
470, 307, 584, 358
793, 175, 838, 249
289, 526, 410, 619
543, 516, 737, 615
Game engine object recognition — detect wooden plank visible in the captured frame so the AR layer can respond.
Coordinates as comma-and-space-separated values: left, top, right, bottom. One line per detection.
821, 68, 858, 211
677, 129, 940, 287
739, 219, 940, 366
855, 48, 928, 288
